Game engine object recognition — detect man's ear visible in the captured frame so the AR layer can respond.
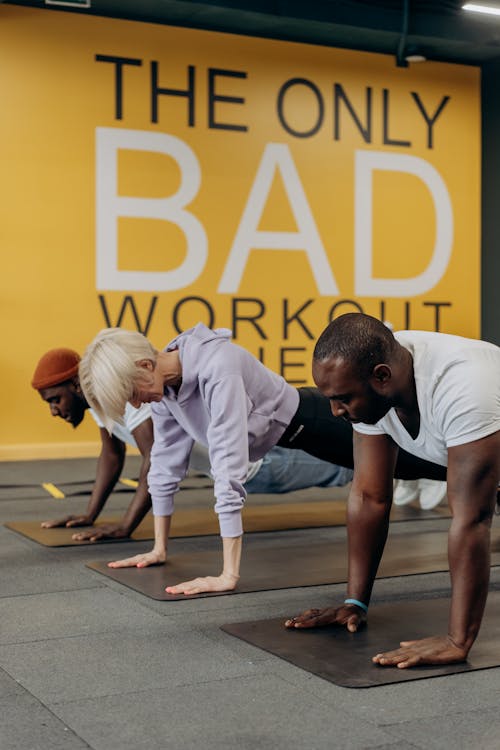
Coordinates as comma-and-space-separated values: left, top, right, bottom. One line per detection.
70, 377, 82, 395
371, 363, 392, 387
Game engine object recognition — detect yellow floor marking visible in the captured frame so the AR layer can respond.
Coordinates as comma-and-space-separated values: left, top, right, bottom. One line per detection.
120, 477, 139, 488
41, 482, 65, 499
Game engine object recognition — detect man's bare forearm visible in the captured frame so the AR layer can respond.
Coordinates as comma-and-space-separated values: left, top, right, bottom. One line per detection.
118, 489, 151, 536
346, 433, 397, 606
85, 445, 124, 522
115, 420, 154, 535
446, 433, 500, 654
448, 517, 492, 652
346, 489, 391, 605
119, 450, 152, 535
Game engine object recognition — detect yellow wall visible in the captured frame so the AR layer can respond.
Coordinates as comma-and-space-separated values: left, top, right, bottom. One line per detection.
0, 5, 480, 459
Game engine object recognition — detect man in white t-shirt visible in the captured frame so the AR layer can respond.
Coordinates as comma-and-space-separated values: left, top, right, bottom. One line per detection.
286, 313, 500, 669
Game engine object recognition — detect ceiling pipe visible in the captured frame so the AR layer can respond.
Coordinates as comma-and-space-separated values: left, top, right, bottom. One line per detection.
396, 0, 410, 67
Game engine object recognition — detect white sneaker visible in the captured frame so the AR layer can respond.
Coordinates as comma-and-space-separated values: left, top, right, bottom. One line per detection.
418, 479, 447, 510
393, 479, 420, 506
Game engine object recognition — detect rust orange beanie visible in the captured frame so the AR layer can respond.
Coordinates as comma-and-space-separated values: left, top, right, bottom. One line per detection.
31, 348, 81, 390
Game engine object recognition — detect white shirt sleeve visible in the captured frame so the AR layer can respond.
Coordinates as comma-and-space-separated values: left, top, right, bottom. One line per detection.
352, 421, 386, 435
89, 403, 152, 449
122, 402, 152, 433
432, 358, 500, 448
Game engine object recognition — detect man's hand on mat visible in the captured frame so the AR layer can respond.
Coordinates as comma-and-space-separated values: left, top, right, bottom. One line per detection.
285, 604, 366, 632
107, 549, 166, 569
71, 524, 130, 542
372, 635, 468, 669
41, 515, 92, 529
165, 572, 239, 596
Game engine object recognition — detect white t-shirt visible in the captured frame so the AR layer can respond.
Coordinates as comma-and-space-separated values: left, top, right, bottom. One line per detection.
353, 330, 500, 467
89, 402, 152, 448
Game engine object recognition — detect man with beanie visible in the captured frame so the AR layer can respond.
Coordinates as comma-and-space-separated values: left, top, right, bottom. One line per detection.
31, 348, 154, 542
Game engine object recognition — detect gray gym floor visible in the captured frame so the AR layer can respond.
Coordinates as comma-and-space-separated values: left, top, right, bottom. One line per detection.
1, 455, 499, 750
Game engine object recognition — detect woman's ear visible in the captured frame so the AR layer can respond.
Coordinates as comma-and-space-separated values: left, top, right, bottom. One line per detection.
137, 358, 155, 372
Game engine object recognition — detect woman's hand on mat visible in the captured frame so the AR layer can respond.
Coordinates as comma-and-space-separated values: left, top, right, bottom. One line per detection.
372, 635, 468, 669
107, 548, 166, 569
41, 515, 93, 529
165, 571, 239, 596
71, 524, 131, 542
284, 604, 366, 632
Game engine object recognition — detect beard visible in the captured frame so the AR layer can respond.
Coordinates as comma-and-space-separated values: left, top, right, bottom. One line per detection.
359, 389, 392, 425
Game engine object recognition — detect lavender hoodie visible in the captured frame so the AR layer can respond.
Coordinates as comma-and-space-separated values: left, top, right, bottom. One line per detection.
148, 324, 300, 537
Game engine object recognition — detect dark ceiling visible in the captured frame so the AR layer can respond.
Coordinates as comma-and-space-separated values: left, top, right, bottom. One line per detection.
7, 0, 500, 65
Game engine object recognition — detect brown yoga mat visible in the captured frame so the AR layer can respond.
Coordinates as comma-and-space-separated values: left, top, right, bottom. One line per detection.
86, 523, 500, 600
221, 591, 500, 688
5, 500, 450, 547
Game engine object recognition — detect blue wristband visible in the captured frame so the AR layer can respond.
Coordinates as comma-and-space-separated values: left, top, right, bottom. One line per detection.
344, 598, 368, 613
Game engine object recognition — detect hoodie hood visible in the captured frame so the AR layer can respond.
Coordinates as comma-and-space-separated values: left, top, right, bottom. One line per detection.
165, 323, 233, 403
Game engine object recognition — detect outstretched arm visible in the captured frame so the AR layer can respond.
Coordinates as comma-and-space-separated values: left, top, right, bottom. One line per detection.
374, 430, 500, 668
107, 405, 191, 568
286, 432, 397, 629
72, 419, 154, 542
41, 428, 125, 529
162, 374, 249, 595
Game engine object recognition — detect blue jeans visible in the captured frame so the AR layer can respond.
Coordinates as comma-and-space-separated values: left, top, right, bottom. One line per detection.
245, 446, 353, 495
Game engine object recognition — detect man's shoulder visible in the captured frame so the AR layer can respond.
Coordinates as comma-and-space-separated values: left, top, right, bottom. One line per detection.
122, 403, 152, 435
395, 329, 499, 350
396, 330, 500, 371
88, 407, 103, 429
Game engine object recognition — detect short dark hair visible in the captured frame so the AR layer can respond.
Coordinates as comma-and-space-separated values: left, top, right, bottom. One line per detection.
313, 313, 397, 379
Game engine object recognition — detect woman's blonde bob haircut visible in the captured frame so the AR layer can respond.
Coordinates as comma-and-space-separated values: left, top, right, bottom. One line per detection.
79, 328, 158, 430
